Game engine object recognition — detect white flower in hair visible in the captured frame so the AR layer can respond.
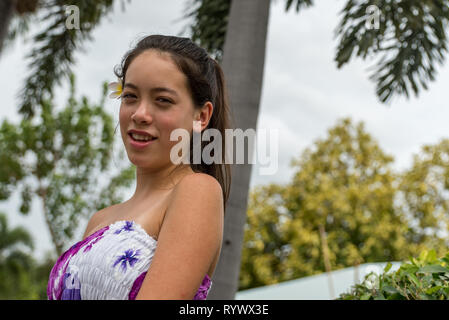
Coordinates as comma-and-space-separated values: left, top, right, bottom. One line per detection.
108, 80, 123, 99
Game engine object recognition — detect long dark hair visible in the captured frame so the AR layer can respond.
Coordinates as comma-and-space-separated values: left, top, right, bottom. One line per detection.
114, 34, 233, 213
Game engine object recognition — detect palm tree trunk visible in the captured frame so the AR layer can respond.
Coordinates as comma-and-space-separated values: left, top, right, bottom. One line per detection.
0, 0, 15, 56
207, 0, 271, 299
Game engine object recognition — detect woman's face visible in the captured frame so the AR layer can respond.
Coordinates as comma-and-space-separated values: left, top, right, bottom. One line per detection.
119, 49, 210, 169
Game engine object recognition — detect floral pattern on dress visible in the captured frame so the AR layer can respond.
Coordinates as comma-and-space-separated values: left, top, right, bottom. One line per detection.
114, 221, 134, 235
47, 225, 110, 300
61, 265, 81, 300
83, 234, 105, 253
113, 249, 140, 273
193, 274, 212, 300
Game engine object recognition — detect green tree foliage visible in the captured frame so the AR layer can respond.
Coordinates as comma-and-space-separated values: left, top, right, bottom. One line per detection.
335, 0, 449, 103
240, 183, 291, 289
398, 139, 449, 249
2, 0, 131, 119
339, 249, 449, 300
180, 0, 231, 62
239, 118, 449, 291
0, 212, 34, 298
0, 74, 135, 256
184, 0, 449, 103
0, 212, 55, 299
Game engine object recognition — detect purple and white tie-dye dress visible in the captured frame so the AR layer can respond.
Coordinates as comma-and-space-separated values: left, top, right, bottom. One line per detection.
47, 220, 212, 300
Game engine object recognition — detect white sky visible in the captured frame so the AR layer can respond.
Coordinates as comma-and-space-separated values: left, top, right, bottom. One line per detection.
1, 0, 449, 261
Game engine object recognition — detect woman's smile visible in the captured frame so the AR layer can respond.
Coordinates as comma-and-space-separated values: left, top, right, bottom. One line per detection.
128, 132, 158, 149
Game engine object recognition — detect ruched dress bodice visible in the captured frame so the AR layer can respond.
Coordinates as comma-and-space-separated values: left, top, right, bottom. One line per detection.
47, 220, 212, 300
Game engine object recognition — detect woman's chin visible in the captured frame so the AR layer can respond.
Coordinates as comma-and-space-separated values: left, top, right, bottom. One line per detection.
127, 153, 155, 167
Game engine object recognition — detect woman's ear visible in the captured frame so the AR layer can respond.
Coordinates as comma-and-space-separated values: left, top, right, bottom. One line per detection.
194, 101, 214, 132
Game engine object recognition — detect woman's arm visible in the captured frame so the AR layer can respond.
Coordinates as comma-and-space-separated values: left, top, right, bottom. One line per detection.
135, 173, 224, 299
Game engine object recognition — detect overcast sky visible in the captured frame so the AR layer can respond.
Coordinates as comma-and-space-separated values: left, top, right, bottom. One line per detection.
1, 0, 449, 261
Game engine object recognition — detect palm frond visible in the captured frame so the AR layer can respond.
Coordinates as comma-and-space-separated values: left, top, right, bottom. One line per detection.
335, 0, 449, 103
18, 0, 129, 119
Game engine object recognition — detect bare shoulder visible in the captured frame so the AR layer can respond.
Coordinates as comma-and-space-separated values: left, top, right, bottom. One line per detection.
176, 172, 223, 197
171, 172, 224, 215
82, 205, 116, 239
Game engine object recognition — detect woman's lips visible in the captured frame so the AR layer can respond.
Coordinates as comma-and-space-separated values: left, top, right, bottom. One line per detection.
128, 133, 157, 149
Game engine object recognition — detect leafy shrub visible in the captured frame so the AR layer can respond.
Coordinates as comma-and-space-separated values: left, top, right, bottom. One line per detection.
338, 250, 449, 300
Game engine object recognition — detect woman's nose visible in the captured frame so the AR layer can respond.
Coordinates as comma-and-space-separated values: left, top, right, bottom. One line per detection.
132, 102, 153, 124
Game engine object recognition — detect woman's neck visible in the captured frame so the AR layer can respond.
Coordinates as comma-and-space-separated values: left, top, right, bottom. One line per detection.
130, 164, 195, 203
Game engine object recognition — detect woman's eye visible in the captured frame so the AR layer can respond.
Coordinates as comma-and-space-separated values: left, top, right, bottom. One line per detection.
157, 97, 173, 104
122, 93, 136, 99
121, 94, 138, 104
121, 94, 172, 104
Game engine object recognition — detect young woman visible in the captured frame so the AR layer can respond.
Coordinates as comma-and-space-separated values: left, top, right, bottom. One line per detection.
47, 34, 233, 300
